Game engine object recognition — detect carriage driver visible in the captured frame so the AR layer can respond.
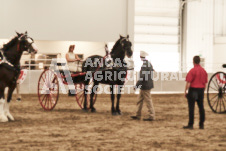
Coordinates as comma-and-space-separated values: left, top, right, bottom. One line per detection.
131, 51, 155, 121
65, 45, 82, 96
65, 45, 82, 72
184, 56, 208, 129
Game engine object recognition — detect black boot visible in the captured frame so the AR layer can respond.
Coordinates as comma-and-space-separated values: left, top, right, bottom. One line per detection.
131, 116, 140, 120
183, 125, 193, 129
199, 124, 204, 129
68, 90, 75, 96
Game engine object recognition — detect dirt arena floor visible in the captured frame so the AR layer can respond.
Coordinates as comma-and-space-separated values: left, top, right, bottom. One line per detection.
0, 94, 225, 151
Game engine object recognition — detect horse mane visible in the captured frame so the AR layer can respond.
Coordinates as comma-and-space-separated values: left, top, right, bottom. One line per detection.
2, 36, 18, 50
111, 39, 121, 54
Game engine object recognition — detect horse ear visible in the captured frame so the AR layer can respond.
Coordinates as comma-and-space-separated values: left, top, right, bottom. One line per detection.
25, 31, 28, 35
105, 44, 109, 55
119, 35, 123, 39
127, 35, 129, 38
16, 31, 20, 36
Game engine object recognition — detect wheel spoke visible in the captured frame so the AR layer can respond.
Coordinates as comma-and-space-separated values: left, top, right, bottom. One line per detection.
78, 93, 84, 100
44, 97, 47, 108
80, 96, 84, 105
222, 96, 226, 112
41, 95, 47, 103
215, 98, 219, 112
47, 95, 50, 110
49, 95, 53, 108
50, 93, 57, 99
213, 76, 219, 89
211, 96, 218, 108
46, 71, 50, 88
39, 82, 47, 92
209, 94, 218, 102
39, 93, 44, 99
44, 72, 48, 86
209, 85, 218, 91
77, 89, 84, 94
50, 94, 56, 104
50, 90, 58, 92
220, 98, 222, 113
47, 71, 50, 86
44, 71, 47, 81
41, 76, 48, 87
41, 76, 45, 83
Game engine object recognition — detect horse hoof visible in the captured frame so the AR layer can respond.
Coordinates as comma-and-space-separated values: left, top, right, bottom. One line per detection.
91, 108, 96, 113
82, 108, 89, 112
16, 98, 21, 102
112, 112, 117, 116
0, 115, 8, 122
5, 113, 14, 121
117, 111, 122, 115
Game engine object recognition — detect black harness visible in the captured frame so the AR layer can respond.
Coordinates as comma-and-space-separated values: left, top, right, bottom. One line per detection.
0, 35, 35, 84
0, 49, 21, 84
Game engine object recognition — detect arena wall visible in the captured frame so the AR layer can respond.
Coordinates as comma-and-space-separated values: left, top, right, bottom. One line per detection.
184, 0, 226, 72
1, 0, 226, 72
213, 37, 226, 68
0, 0, 129, 42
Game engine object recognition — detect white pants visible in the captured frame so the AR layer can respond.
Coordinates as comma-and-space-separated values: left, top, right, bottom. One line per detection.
68, 61, 82, 72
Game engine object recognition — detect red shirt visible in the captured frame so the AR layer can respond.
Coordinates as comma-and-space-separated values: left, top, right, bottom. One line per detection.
186, 64, 208, 88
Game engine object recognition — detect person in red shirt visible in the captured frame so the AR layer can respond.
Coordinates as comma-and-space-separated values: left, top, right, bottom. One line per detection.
184, 56, 208, 129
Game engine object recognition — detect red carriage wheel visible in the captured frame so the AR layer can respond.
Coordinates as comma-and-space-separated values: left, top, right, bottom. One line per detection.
38, 69, 59, 111
75, 78, 97, 109
207, 72, 226, 113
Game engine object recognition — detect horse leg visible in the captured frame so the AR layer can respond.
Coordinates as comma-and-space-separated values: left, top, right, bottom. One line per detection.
83, 81, 89, 111
116, 85, 122, 115
16, 81, 21, 101
4, 85, 16, 121
90, 83, 98, 112
0, 88, 8, 122
110, 85, 116, 115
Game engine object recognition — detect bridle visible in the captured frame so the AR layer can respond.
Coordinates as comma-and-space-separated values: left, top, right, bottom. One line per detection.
17, 35, 35, 53
120, 37, 129, 47
111, 37, 132, 58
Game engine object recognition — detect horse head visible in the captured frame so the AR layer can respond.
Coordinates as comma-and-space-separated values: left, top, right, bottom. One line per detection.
16, 31, 38, 54
111, 35, 133, 60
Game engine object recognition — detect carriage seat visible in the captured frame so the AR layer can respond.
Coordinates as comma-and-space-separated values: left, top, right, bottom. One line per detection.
55, 62, 83, 75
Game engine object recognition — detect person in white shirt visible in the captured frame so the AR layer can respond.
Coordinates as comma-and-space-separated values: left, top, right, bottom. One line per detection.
65, 45, 82, 72
65, 45, 82, 96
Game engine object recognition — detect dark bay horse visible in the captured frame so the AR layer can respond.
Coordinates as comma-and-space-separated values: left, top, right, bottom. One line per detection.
82, 35, 133, 115
0, 32, 38, 122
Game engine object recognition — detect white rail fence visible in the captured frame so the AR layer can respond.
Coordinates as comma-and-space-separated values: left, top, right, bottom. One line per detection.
10, 58, 224, 94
